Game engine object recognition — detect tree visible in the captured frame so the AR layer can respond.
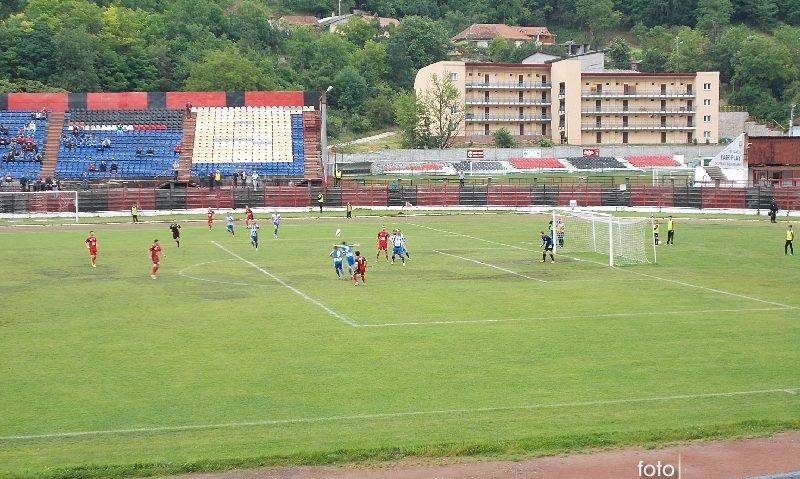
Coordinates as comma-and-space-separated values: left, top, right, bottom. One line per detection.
695, 0, 733, 42
640, 48, 669, 72
667, 27, 710, 73
394, 90, 426, 148
335, 16, 381, 48
605, 37, 632, 69
386, 16, 451, 89
224, 0, 282, 52
733, 0, 779, 29
574, 0, 621, 45
487, 38, 519, 63
50, 28, 101, 92
732, 35, 794, 97
493, 128, 516, 148
185, 47, 279, 91
417, 73, 465, 149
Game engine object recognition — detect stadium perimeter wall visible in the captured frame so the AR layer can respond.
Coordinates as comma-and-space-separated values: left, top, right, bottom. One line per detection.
1, 185, 798, 215
340, 145, 724, 164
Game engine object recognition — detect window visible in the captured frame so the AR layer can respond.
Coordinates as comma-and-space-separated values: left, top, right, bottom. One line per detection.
661, 132, 667, 143
703, 83, 712, 91
448, 72, 457, 81
484, 124, 490, 135
596, 132, 602, 143
703, 115, 712, 123
703, 99, 711, 106
704, 131, 711, 139
622, 132, 628, 144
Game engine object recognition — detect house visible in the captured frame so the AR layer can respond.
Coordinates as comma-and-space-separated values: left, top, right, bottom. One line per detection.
275, 15, 320, 31
452, 24, 556, 48
322, 13, 400, 33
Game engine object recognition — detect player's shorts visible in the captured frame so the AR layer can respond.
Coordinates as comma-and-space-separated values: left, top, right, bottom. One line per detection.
392, 246, 404, 255
543, 245, 553, 252
378, 241, 387, 250
207, 219, 213, 225
226, 224, 234, 232
333, 260, 343, 269
172, 232, 180, 239
89, 248, 97, 255
250, 234, 258, 241
151, 256, 160, 264
346, 256, 355, 267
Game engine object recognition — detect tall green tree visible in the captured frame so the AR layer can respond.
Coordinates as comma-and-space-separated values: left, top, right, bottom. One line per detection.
185, 47, 279, 91
695, 0, 733, 41
732, 35, 794, 97
417, 73, 465, 149
605, 37, 632, 69
385, 16, 450, 89
574, 0, 621, 45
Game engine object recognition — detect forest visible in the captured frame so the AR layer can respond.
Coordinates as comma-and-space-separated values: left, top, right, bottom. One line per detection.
0, 0, 798, 140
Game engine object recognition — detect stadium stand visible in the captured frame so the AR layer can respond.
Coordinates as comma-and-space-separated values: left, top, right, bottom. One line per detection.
189, 107, 305, 178
563, 156, 627, 170
508, 157, 565, 170
0, 110, 47, 182
451, 160, 509, 173
381, 162, 447, 174
625, 155, 681, 168
55, 109, 182, 179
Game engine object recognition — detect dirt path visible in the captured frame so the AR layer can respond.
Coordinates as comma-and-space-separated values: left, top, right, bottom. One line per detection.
164, 431, 800, 479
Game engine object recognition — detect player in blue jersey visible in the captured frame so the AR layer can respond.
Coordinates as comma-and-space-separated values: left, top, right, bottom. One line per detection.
390, 229, 406, 266
329, 245, 345, 278
339, 241, 359, 276
226, 213, 235, 236
271, 210, 281, 238
248, 221, 259, 250
540, 231, 555, 263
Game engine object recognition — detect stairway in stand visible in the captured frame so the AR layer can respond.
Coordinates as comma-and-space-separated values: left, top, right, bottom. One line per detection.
302, 111, 323, 181
40, 111, 65, 179
178, 114, 196, 182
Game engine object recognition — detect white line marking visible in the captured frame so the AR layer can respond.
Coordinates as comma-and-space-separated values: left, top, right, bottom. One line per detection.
360, 307, 793, 327
178, 260, 254, 287
411, 223, 798, 310
1, 388, 795, 441
433, 250, 546, 282
212, 241, 358, 327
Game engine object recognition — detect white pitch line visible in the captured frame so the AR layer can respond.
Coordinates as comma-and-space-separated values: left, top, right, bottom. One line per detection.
412, 223, 798, 310
1, 387, 796, 441
360, 306, 793, 327
434, 250, 547, 282
178, 260, 254, 287
212, 241, 358, 327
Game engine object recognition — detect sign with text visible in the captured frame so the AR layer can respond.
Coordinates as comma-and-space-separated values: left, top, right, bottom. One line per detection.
709, 133, 745, 170
582, 148, 600, 157
522, 148, 542, 158
466, 149, 485, 160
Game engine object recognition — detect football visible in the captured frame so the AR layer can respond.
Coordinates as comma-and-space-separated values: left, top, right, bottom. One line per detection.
335, 229, 341, 237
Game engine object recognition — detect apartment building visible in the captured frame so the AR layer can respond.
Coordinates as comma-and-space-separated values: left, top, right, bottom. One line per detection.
414, 59, 720, 145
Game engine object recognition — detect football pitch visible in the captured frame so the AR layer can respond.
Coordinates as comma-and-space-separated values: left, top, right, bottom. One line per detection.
1, 212, 798, 478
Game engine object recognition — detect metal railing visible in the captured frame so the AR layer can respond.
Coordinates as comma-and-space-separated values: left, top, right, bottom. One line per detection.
582, 90, 695, 98
581, 108, 695, 114
465, 81, 552, 89
466, 98, 550, 106
581, 122, 695, 130
466, 114, 551, 122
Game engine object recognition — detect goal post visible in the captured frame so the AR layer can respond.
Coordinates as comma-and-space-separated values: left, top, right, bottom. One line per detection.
551, 209, 655, 266
0, 190, 79, 221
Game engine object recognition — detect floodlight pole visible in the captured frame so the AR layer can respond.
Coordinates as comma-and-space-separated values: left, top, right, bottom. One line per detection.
320, 86, 333, 185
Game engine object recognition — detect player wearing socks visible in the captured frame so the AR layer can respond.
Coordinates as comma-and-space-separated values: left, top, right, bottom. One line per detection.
390, 230, 405, 265
206, 208, 214, 230
85, 230, 98, 267
376, 226, 389, 261
170, 220, 181, 248
397, 229, 410, 259
244, 206, 254, 226
353, 250, 367, 285
149, 239, 163, 279
271, 211, 281, 238
226, 213, 235, 236
249, 221, 259, 250
540, 231, 555, 263
330, 245, 344, 278
340, 241, 358, 276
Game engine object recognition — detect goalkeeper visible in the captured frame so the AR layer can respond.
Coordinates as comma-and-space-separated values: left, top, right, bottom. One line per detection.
540, 231, 555, 263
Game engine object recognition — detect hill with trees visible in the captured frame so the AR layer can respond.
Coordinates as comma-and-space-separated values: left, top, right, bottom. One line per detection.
0, 0, 798, 140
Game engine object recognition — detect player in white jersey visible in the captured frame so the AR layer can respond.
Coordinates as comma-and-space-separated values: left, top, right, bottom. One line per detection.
271, 211, 281, 238
390, 230, 405, 266
396, 228, 410, 259
248, 222, 259, 250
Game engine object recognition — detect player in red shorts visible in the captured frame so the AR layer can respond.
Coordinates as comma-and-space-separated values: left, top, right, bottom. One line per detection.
353, 250, 367, 286
149, 239, 163, 279
376, 225, 389, 262
85, 230, 98, 267
206, 208, 215, 230
245, 206, 254, 226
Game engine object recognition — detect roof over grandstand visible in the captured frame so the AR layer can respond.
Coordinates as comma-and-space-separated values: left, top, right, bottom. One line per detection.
746, 136, 800, 166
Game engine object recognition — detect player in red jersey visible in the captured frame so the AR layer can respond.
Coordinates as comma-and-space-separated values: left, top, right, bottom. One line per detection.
206, 208, 215, 230
85, 230, 98, 267
245, 206, 254, 226
353, 250, 367, 286
149, 239, 163, 279
376, 225, 389, 262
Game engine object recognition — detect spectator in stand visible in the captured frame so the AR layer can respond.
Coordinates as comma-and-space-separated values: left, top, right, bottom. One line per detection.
110, 160, 118, 173
88, 162, 96, 172
101, 137, 111, 151
99, 160, 107, 172
252, 171, 259, 190
115, 123, 124, 135
241, 170, 247, 188
19, 176, 27, 191
26, 120, 36, 135
82, 172, 89, 191
135, 147, 143, 157
173, 144, 182, 155
214, 170, 222, 188
4, 172, 12, 185
185, 102, 193, 118
146, 147, 154, 156
208, 171, 214, 188
232, 171, 239, 188
40, 107, 48, 121
0, 123, 7, 135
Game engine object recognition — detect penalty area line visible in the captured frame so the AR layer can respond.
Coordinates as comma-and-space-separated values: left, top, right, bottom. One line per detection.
1, 387, 796, 441
433, 249, 546, 282
212, 241, 358, 327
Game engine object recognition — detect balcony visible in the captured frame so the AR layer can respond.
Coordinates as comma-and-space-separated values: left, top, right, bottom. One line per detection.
581, 89, 695, 98
581, 122, 696, 130
465, 81, 552, 90
466, 114, 551, 122
466, 97, 550, 106
580, 108, 695, 114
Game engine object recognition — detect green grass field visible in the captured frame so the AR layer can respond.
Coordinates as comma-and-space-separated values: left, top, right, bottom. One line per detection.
1, 213, 799, 478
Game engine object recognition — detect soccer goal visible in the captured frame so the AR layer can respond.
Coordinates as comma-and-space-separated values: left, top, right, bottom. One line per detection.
551, 209, 655, 266
0, 190, 79, 221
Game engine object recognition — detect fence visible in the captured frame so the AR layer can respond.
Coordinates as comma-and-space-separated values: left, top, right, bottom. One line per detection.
2, 184, 799, 214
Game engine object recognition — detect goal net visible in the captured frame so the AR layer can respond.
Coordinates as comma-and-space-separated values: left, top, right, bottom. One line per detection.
0, 191, 79, 221
551, 209, 655, 266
